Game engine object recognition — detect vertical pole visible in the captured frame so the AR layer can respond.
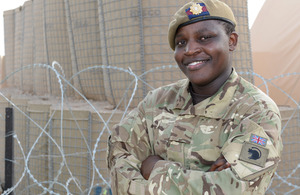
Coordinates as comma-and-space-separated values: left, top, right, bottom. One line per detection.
137, 0, 147, 99
48, 119, 53, 191
87, 112, 92, 189
97, 0, 116, 106
4, 107, 14, 194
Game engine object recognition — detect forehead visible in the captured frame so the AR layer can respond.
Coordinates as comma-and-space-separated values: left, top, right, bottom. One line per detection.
175, 20, 225, 37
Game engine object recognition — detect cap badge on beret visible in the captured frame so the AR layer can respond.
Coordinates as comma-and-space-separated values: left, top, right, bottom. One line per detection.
186, 3, 210, 20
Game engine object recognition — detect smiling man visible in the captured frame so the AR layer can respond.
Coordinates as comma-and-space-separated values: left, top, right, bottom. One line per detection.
107, 0, 283, 194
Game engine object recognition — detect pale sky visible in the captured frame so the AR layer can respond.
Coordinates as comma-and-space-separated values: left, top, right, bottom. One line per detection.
0, 0, 266, 56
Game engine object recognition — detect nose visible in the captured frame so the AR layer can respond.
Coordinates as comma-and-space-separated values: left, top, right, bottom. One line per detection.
184, 41, 201, 56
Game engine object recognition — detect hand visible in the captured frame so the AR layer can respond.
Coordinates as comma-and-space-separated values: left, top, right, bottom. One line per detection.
207, 155, 231, 172
141, 155, 163, 180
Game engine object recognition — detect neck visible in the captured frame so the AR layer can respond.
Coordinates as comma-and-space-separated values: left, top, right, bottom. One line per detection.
191, 67, 233, 97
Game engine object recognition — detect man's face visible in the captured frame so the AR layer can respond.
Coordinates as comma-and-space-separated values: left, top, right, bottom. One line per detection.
174, 20, 237, 89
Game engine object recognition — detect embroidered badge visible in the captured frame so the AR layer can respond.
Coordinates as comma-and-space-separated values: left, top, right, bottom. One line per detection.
239, 142, 269, 167
186, 3, 210, 20
250, 134, 267, 147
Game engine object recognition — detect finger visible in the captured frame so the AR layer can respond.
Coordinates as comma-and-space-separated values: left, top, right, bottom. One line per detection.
208, 155, 227, 172
209, 159, 227, 171
214, 159, 227, 167
216, 162, 231, 172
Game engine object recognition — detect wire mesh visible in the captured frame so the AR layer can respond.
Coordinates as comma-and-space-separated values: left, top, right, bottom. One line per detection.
98, 0, 186, 108
64, 0, 106, 102
267, 107, 300, 194
3, 10, 15, 88
11, 97, 30, 194
13, 7, 23, 90
3, 0, 253, 109
0, 65, 299, 194
1, 0, 299, 194
48, 109, 91, 194
21, 1, 34, 93
0, 56, 5, 88
224, 0, 253, 82
32, 0, 49, 95
43, 0, 74, 97
25, 102, 51, 194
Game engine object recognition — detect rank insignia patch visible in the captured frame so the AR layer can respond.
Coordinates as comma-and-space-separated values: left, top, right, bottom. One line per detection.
186, 3, 210, 20
239, 142, 269, 167
250, 134, 267, 147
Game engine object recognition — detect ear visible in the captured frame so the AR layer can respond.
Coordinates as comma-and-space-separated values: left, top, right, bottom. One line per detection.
229, 32, 238, 51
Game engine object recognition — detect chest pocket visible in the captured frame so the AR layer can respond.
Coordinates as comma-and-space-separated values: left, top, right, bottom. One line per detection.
166, 115, 197, 168
167, 133, 188, 167
167, 117, 222, 170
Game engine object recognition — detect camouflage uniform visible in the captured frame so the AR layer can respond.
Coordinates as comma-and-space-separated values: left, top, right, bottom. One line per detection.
107, 69, 283, 194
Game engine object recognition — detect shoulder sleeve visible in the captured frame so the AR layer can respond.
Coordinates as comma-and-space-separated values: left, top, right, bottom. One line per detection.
107, 93, 154, 194
221, 102, 283, 181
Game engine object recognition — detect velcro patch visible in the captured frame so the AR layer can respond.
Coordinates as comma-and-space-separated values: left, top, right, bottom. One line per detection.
250, 134, 267, 147
239, 142, 269, 167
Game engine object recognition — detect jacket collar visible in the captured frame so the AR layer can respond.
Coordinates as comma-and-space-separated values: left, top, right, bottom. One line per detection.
171, 69, 240, 119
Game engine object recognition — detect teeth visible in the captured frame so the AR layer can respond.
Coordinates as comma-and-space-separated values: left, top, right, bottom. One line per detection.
188, 61, 206, 66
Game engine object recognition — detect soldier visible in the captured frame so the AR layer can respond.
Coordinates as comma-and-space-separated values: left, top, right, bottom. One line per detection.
107, 0, 283, 194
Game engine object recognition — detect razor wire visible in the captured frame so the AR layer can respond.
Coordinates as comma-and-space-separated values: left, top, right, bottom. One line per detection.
0, 63, 299, 195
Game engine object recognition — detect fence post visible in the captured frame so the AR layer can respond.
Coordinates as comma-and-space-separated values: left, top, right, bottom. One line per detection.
4, 107, 14, 195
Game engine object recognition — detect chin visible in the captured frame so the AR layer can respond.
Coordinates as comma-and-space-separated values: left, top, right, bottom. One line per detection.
190, 79, 210, 87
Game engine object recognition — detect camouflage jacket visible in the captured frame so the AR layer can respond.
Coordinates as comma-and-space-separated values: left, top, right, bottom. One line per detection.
107, 70, 283, 195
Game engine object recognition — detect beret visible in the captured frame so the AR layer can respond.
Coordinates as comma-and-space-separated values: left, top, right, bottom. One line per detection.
168, 0, 237, 50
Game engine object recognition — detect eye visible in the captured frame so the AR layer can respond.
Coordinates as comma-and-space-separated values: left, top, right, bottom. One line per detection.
200, 35, 212, 41
175, 40, 186, 47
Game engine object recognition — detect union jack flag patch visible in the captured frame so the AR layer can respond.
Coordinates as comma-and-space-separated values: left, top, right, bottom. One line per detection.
250, 134, 267, 147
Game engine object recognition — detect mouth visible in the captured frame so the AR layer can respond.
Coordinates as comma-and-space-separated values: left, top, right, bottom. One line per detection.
185, 59, 210, 70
